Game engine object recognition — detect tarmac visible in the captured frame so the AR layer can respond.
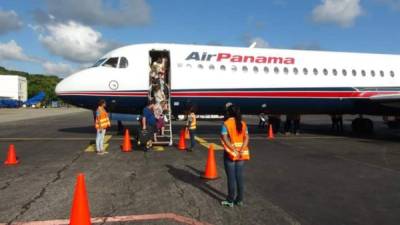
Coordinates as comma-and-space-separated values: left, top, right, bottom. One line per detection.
1, 109, 400, 225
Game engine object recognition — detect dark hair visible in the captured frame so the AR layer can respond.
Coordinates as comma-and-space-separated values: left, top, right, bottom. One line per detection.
189, 105, 197, 113
146, 99, 156, 106
98, 99, 106, 107
226, 105, 243, 133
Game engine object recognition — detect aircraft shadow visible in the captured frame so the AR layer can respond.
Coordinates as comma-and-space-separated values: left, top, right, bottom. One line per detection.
165, 164, 225, 202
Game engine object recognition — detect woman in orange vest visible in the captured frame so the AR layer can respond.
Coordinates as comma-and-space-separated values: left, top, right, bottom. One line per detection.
95, 99, 111, 155
221, 105, 250, 207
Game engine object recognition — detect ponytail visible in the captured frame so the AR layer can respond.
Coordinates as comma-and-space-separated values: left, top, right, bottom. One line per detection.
234, 106, 243, 133
227, 105, 243, 133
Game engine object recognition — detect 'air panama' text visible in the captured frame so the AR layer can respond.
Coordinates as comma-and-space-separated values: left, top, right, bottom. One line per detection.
186, 52, 295, 65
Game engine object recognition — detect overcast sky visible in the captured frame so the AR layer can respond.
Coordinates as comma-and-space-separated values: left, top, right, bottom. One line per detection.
0, 0, 399, 77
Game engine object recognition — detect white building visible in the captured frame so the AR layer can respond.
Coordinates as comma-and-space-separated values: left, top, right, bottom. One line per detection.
0, 75, 28, 101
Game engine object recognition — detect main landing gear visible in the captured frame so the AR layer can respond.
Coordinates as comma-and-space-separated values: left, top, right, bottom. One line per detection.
351, 116, 374, 134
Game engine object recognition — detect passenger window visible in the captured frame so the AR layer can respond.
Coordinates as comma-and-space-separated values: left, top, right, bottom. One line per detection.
303, 68, 308, 75
253, 66, 259, 73
342, 69, 347, 76
119, 57, 128, 68
293, 68, 299, 75
102, 57, 119, 68
220, 65, 226, 71
209, 64, 215, 70
231, 65, 237, 72
274, 67, 279, 74
313, 68, 318, 75
352, 69, 357, 76
371, 70, 376, 77
323, 69, 328, 76
242, 66, 248, 72
264, 66, 269, 74
333, 69, 338, 76
186, 64, 192, 68
390, 71, 395, 77
177, 63, 183, 68
284, 67, 289, 74
361, 70, 366, 77
380, 70, 384, 77
198, 64, 204, 69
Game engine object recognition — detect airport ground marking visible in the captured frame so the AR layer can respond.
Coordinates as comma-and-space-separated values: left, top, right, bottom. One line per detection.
153, 146, 165, 151
195, 136, 224, 150
0, 213, 212, 225
84, 135, 112, 153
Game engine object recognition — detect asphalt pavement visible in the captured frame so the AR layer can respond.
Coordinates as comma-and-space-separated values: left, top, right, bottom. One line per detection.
0, 109, 400, 225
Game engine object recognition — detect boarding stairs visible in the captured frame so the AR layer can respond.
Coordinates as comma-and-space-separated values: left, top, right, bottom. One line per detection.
153, 97, 173, 146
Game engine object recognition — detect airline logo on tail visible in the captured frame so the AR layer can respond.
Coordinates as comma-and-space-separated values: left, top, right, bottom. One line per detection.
186, 52, 295, 64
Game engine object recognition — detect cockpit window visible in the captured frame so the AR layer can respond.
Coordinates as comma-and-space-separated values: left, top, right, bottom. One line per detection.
102, 57, 119, 68
92, 58, 107, 67
119, 57, 129, 68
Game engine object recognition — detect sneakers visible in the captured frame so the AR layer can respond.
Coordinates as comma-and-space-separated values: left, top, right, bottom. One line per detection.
221, 200, 234, 208
96, 151, 108, 155
235, 201, 244, 207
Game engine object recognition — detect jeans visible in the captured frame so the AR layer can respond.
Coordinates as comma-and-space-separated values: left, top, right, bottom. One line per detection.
189, 129, 196, 149
96, 129, 106, 152
224, 155, 244, 203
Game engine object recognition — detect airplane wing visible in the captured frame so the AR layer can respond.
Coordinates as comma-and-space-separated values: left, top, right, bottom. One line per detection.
369, 93, 400, 108
370, 93, 400, 102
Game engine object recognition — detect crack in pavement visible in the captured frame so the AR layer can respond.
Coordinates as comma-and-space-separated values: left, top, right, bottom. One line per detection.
98, 203, 117, 225
0, 182, 10, 191
6, 151, 84, 225
171, 174, 201, 221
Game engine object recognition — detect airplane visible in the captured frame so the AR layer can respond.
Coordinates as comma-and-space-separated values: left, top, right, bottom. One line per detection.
55, 43, 400, 138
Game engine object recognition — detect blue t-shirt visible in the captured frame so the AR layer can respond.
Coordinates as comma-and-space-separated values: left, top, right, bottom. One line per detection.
221, 124, 248, 135
143, 107, 156, 126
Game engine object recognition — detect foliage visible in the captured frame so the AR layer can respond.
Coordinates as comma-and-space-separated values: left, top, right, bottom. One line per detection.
0, 66, 62, 102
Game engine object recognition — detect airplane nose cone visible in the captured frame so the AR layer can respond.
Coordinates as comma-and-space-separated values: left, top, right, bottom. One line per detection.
55, 79, 65, 96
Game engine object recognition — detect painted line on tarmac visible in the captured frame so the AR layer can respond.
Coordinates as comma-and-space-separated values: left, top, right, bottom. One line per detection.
195, 136, 224, 150
0, 138, 95, 141
192, 136, 348, 141
0, 213, 212, 225
84, 135, 112, 153
153, 146, 165, 151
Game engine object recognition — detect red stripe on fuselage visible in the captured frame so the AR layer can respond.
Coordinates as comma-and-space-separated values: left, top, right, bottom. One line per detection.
57, 91, 400, 98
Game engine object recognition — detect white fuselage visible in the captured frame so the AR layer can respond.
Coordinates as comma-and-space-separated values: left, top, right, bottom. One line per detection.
56, 43, 400, 115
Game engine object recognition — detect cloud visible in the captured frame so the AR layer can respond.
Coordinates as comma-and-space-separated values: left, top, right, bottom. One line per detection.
38, 21, 116, 63
312, 0, 363, 27
378, 0, 400, 11
0, 9, 23, 34
37, 0, 151, 27
248, 37, 270, 48
0, 40, 35, 62
42, 61, 75, 76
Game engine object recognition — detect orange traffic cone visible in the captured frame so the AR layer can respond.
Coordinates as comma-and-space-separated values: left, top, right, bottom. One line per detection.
202, 144, 218, 179
177, 128, 187, 151
4, 144, 19, 165
69, 173, 91, 225
268, 124, 275, 140
121, 129, 132, 152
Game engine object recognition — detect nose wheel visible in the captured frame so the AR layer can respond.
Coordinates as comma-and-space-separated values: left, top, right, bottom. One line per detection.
352, 117, 374, 134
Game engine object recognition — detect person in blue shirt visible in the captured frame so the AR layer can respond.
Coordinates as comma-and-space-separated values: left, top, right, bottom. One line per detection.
141, 100, 157, 145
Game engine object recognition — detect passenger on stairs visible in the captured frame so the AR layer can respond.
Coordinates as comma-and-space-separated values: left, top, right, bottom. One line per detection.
141, 100, 157, 142
153, 84, 165, 104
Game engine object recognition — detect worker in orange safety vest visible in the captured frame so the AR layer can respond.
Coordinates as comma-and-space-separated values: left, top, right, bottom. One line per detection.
95, 99, 111, 155
221, 105, 250, 208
